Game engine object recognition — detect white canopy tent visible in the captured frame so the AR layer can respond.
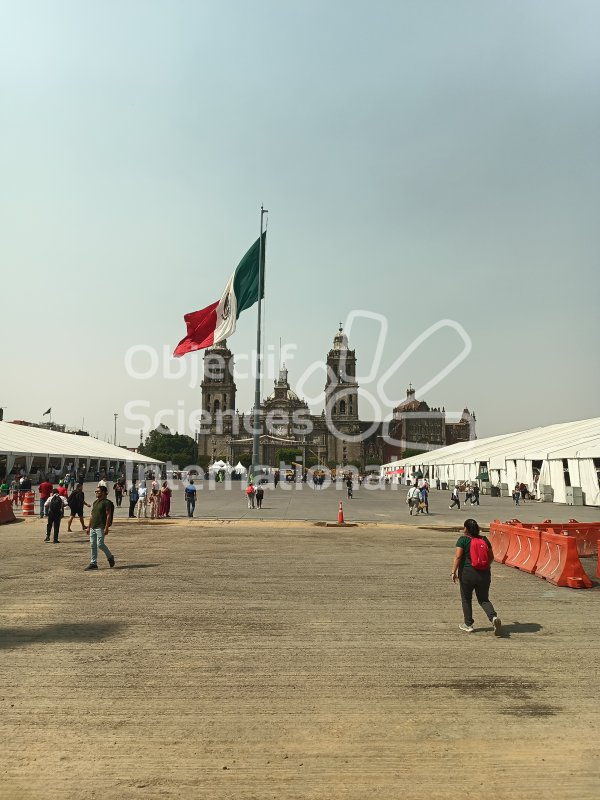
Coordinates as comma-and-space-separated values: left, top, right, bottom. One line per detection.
380, 417, 600, 506
233, 461, 248, 475
0, 421, 163, 479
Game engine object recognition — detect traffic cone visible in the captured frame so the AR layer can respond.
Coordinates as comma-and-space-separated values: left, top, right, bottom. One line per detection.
338, 501, 344, 524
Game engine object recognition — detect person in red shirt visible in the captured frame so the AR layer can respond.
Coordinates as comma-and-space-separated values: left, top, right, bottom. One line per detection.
57, 480, 69, 498
38, 478, 53, 518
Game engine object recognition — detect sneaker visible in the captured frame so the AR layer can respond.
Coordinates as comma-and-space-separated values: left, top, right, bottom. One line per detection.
449, 506, 453, 509
84, 563, 98, 571
53, 540, 60, 543
108, 556, 115, 568
44, 536, 50, 542
493, 617, 502, 637
459, 623, 474, 633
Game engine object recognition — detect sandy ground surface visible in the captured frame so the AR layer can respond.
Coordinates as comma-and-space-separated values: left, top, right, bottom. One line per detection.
1, 515, 599, 799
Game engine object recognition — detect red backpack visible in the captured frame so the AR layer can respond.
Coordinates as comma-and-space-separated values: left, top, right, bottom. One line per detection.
469, 536, 491, 570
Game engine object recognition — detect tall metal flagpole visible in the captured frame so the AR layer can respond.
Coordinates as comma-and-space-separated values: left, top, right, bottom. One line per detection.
251, 205, 267, 478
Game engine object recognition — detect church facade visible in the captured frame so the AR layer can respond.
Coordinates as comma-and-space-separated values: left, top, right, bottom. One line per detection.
196, 325, 475, 468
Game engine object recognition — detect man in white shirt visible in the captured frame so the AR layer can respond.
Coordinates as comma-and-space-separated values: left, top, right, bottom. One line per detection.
137, 484, 148, 518
406, 485, 420, 515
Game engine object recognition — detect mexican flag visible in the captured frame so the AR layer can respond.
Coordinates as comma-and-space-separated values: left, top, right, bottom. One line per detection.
173, 233, 265, 357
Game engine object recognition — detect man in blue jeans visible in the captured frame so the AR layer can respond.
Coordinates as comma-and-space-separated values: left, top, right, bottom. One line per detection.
84, 486, 115, 570
185, 480, 197, 517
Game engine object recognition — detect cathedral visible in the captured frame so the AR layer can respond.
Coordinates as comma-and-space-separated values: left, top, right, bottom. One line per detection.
196, 324, 475, 468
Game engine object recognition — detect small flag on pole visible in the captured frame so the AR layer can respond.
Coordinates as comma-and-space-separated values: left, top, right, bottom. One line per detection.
43, 408, 51, 416
173, 233, 266, 357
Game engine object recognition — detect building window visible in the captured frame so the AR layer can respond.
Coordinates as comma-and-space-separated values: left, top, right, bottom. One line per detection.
214, 399, 221, 414
339, 400, 346, 414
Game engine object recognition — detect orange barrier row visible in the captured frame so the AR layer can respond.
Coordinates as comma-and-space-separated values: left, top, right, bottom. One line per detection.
489, 520, 593, 589
0, 496, 17, 524
507, 518, 600, 558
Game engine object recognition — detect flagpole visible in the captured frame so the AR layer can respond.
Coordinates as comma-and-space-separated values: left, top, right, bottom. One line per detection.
251, 205, 267, 477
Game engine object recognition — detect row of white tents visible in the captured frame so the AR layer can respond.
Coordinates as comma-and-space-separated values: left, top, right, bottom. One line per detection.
0, 421, 162, 478
380, 417, 600, 506
208, 460, 247, 475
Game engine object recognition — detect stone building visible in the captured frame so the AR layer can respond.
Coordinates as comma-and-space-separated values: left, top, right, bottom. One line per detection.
197, 327, 475, 469
197, 326, 362, 468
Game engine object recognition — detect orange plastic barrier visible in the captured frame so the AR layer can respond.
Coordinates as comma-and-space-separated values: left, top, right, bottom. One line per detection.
503, 519, 600, 558
534, 530, 592, 589
504, 526, 542, 574
488, 520, 511, 564
22, 491, 35, 517
0, 496, 17, 524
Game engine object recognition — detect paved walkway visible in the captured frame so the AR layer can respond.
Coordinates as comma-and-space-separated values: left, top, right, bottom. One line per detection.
72, 480, 600, 525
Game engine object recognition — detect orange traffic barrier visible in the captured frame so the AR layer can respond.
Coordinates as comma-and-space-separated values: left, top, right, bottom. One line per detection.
338, 501, 344, 524
502, 519, 600, 558
503, 525, 542, 574
534, 530, 592, 589
488, 520, 511, 564
22, 491, 35, 517
0, 496, 17, 524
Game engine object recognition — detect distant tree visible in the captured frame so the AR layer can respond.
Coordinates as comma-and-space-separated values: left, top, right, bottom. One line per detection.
238, 452, 252, 469
402, 448, 427, 460
138, 429, 197, 466
276, 448, 302, 466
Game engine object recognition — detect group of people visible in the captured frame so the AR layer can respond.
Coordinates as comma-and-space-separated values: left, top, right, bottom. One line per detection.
512, 482, 530, 505
245, 481, 265, 509
406, 478, 430, 514
449, 482, 480, 510
125, 479, 174, 519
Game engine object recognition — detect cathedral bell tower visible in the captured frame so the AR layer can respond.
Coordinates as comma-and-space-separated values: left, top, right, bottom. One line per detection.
198, 340, 237, 462
324, 323, 360, 465
325, 324, 359, 421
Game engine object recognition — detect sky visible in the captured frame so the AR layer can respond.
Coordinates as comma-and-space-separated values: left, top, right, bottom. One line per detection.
1, 0, 599, 446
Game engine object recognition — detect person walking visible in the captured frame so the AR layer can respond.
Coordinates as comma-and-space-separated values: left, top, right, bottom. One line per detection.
128, 481, 139, 518
346, 478, 353, 499
57, 480, 68, 499
512, 484, 520, 506
113, 481, 124, 508
471, 484, 480, 506
245, 481, 256, 509
67, 482, 90, 532
38, 477, 53, 517
419, 483, 429, 514
449, 485, 461, 510
255, 485, 264, 509
406, 484, 420, 515
451, 518, 501, 636
185, 480, 197, 517
136, 483, 148, 518
84, 485, 115, 570
44, 488, 67, 543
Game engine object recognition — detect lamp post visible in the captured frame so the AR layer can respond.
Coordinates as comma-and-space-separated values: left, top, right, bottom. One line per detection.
113, 413, 118, 445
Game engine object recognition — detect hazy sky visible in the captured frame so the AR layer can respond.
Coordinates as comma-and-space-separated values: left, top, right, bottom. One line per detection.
2, 0, 599, 446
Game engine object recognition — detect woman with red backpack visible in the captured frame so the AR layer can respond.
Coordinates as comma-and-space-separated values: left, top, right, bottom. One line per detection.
451, 518, 502, 636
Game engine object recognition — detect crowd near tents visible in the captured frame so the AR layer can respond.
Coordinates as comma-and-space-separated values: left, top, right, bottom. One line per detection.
380, 417, 600, 506
0, 422, 162, 479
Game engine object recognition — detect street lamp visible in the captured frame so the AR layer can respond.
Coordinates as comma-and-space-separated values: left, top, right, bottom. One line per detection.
114, 413, 118, 445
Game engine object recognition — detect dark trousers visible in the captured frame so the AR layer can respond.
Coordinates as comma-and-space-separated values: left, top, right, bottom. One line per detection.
450, 498, 461, 509
459, 566, 497, 626
186, 498, 196, 517
129, 500, 136, 518
46, 515, 61, 542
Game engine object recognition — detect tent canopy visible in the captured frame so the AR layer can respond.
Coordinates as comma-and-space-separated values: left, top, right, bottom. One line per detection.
0, 421, 163, 470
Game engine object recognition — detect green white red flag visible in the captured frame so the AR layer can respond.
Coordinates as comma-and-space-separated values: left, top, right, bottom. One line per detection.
173, 233, 265, 357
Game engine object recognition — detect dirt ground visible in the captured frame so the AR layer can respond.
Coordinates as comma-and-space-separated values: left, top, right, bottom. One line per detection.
1, 516, 599, 799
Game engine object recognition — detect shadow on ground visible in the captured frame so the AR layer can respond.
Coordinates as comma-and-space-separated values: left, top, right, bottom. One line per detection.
0, 621, 124, 650
114, 563, 159, 570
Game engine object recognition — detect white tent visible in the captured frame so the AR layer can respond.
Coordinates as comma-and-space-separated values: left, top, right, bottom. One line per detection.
233, 461, 247, 475
0, 421, 162, 478
380, 417, 600, 506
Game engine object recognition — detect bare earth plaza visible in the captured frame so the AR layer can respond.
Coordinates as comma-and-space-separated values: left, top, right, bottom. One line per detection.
2, 485, 599, 799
